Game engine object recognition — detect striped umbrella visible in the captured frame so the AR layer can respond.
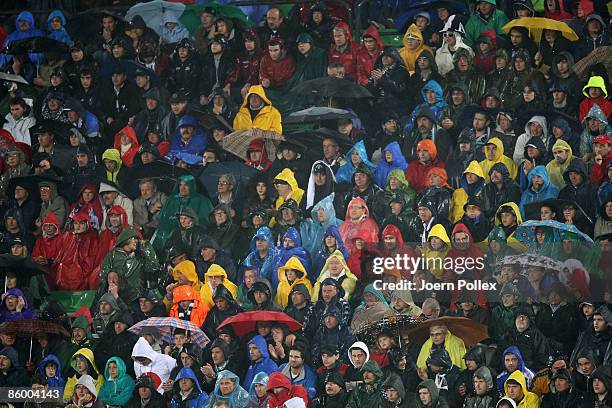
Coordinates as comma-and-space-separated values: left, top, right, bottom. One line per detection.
128, 317, 210, 348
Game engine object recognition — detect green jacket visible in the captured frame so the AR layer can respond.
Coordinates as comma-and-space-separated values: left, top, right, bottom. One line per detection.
99, 227, 160, 303
55, 315, 94, 376
490, 303, 519, 343
464, 0, 509, 47
98, 356, 135, 406
346, 360, 384, 408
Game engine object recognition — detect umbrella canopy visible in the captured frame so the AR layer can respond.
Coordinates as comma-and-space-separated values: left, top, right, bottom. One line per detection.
403, 317, 488, 348
128, 317, 210, 348
217, 311, 302, 337
290, 77, 373, 99
179, 2, 253, 34
124, 161, 191, 198
500, 254, 565, 271
7, 37, 69, 55
523, 199, 593, 224
221, 128, 285, 161
355, 314, 422, 346
515, 219, 594, 246
287, 128, 353, 160
0, 319, 70, 339
573, 46, 612, 80
198, 160, 259, 197
67, 9, 126, 44
284, 107, 353, 124
125, 0, 186, 36
0, 254, 46, 288
503, 17, 579, 43
0, 72, 29, 85
190, 109, 233, 132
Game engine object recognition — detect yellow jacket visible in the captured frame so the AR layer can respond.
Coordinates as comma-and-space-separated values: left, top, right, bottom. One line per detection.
163, 260, 203, 309
479, 137, 518, 182
504, 370, 541, 408
417, 330, 467, 370
312, 250, 357, 302
422, 224, 450, 280
274, 168, 305, 209
450, 161, 484, 223
233, 85, 282, 134
199, 264, 238, 309
63, 348, 104, 402
399, 24, 432, 75
274, 256, 313, 308
493, 202, 527, 253
545, 139, 573, 189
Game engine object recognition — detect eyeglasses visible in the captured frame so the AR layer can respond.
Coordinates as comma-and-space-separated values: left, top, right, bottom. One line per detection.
443, 32, 455, 38
218, 181, 232, 186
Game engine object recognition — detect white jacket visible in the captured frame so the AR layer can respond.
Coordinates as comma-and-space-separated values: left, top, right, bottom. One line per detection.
99, 181, 134, 228
3, 113, 36, 145
513, 115, 549, 164
131, 337, 176, 394
435, 36, 474, 76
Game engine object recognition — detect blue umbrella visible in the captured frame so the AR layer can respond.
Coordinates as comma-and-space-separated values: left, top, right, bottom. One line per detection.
125, 0, 186, 36
515, 219, 593, 246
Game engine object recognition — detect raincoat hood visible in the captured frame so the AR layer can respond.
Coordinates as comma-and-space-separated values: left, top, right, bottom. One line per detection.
278, 256, 307, 281
552, 138, 572, 156
583, 76, 608, 98
346, 140, 375, 168
386, 168, 411, 192
503, 370, 528, 398
241, 85, 273, 109
524, 116, 549, 140
76, 374, 98, 398
310, 193, 338, 226
344, 196, 370, 220
362, 24, 384, 50
348, 341, 370, 367
485, 137, 506, 161
1, 288, 31, 311
249, 372, 269, 396
38, 354, 62, 379
417, 379, 440, 407
104, 356, 127, 380
562, 159, 588, 186
400, 23, 431, 74
249, 226, 275, 252
248, 335, 270, 360
527, 165, 552, 190
173, 367, 203, 393
584, 103, 609, 126
474, 366, 494, 390
319, 249, 353, 280
427, 224, 451, 244
501, 346, 528, 374
71, 348, 100, 376
361, 360, 383, 381
16, 11, 36, 30
382, 224, 404, 245
172, 260, 201, 287
274, 168, 300, 193
495, 202, 523, 225
47, 10, 67, 29
421, 80, 445, 106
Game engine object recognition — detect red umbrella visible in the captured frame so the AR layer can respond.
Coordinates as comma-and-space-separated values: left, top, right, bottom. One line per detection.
217, 311, 302, 337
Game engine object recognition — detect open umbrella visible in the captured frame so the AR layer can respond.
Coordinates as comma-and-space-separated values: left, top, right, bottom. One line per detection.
0, 72, 29, 85
403, 317, 488, 347
523, 199, 593, 224
198, 160, 259, 197
222, 128, 285, 161
179, 2, 253, 34
502, 17, 579, 43
0, 319, 70, 360
287, 128, 353, 160
124, 161, 192, 198
7, 37, 69, 55
290, 77, 373, 99
217, 311, 302, 337
190, 109, 233, 132
355, 314, 423, 346
125, 0, 186, 36
500, 254, 565, 271
573, 46, 612, 80
515, 219, 594, 246
128, 317, 210, 348
0, 254, 46, 290
284, 107, 353, 124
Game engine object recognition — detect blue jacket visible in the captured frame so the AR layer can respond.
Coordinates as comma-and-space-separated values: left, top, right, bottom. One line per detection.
271, 227, 311, 288
496, 346, 535, 390
244, 227, 279, 284
405, 80, 448, 133
279, 362, 317, 399
206, 370, 250, 408
519, 165, 559, 215
170, 367, 209, 408
313, 225, 349, 276
247, 371, 270, 408
168, 115, 209, 159
242, 335, 278, 390
46, 10, 72, 44
300, 194, 342, 271
374, 141, 408, 188
1, 11, 45, 66
336, 140, 375, 184
38, 354, 65, 391
160, 12, 190, 44
98, 356, 135, 407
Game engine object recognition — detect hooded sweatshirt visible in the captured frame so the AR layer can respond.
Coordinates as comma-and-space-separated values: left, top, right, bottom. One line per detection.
98, 356, 135, 406
131, 337, 177, 393
400, 24, 433, 75
356, 25, 384, 86
243, 335, 279, 389
514, 116, 550, 165
233, 85, 282, 134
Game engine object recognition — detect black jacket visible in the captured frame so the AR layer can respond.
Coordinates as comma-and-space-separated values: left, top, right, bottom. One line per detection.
200, 51, 235, 97
97, 81, 141, 126
502, 323, 551, 371
535, 302, 579, 356
167, 52, 202, 98
481, 162, 522, 222
558, 159, 598, 223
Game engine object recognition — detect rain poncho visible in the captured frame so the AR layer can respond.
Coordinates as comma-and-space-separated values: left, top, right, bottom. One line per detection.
464, 0, 510, 47
514, 116, 550, 165
168, 115, 209, 159
0, 288, 37, 322
423, 224, 451, 279
374, 142, 408, 188
131, 337, 177, 394
546, 139, 574, 190
351, 284, 389, 332
244, 227, 279, 284
300, 193, 342, 257
519, 165, 559, 214
46, 10, 71, 44
169, 284, 208, 327
450, 161, 485, 223
243, 335, 279, 390
479, 138, 518, 183
248, 372, 270, 408
305, 160, 336, 211
63, 348, 104, 402
399, 23, 432, 75
101, 149, 122, 184
274, 168, 305, 210
312, 225, 349, 276
38, 354, 65, 391
416, 329, 467, 370
170, 367, 209, 408
336, 140, 375, 184
502, 367, 539, 408
98, 356, 135, 406
113, 125, 140, 167
159, 12, 190, 44
0, 11, 44, 66
405, 80, 448, 133
312, 249, 357, 302
275, 256, 313, 308
271, 227, 312, 288
206, 370, 250, 408
338, 197, 380, 255
233, 85, 282, 134
200, 263, 238, 310
153, 174, 213, 253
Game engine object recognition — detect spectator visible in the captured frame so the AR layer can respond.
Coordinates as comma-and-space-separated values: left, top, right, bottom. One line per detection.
233, 85, 282, 134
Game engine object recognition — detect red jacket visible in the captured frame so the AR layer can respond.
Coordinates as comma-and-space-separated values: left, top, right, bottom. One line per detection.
227, 33, 265, 87
579, 96, 612, 124
98, 205, 129, 262
473, 29, 497, 74
355, 25, 383, 86
32, 212, 63, 270
113, 125, 140, 167
328, 21, 357, 80
589, 151, 612, 185
69, 183, 103, 231
266, 372, 310, 408
406, 158, 446, 193
259, 52, 296, 88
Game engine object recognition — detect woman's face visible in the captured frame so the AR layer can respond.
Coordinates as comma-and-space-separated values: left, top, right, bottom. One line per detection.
429, 173, 442, 187
351, 149, 361, 166
255, 182, 267, 196
82, 188, 95, 203
69, 133, 80, 146
325, 235, 336, 249
606, 202, 612, 217
271, 327, 284, 342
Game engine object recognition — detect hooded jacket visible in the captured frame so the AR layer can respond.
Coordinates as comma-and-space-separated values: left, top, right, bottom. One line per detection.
247, 371, 270, 408
300, 193, 342, 258
206, 370, 250, 408
131, 337, 176, 393
580, 76, 612, 124
374, 142, 408, 188
451, 161, 485, 222
274, 168, 305, 210
346, 360, 384, 408
274, 256, 313, 309
245, 226, 279, 284
312, 249, 357, 302
519, 165, 560, 214
464, 366, 497, 408
64, 348, 104, 402
479, 138, 518, 183
435, 17, 474, 76
445, 47, 488, 106
338, 197, 380, 255
38, 354, 66, 391
305, 160, 336, 211
199, 263, 238, 310
233, 85, 282, 134
336, 140, 376, 185
547, 139, 575, 189
0, 287, 37, 323
98, 356, 135, 406
496, 346, 536, 390
170, 367, 209, 408
399, 24, 433, 75
0, 11, 45, 67
271, 226, 312, 286
414, 379, 449, 408
266, 371, 310, 408
559, 159, 598, 222
243, 335, 279, 390
113, 125, 140, 168
46, 10, 71, 44
514, 116, 550, 164
356, 25, 384, 86
464, 0, 510, 47
416, 328, 467, 370
169, 284, 208, 327
328, 21, 358, 79
502, 370, 540, 408
406, 139, 446, 193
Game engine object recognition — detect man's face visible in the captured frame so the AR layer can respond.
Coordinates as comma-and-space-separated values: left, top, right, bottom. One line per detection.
568, 171, 582, 186
14, 186, 27, 201
510, 31, 523, 47
17, 18, 30, 32
504, 353, 519, 372
425, 89, 437, 105
363, 36, 377, 52
451, 90, 464, 106
314, 172, 326, 186
102, 191, 118, 206
99, 300, 113, 315
111, 73, 126, 87
80, 74, 92, 88
593, 378, 607, 394
417, 148, 432, 163
552, 148, 568, 164
506, 383, 524, 401
351, 349, 366, 368
321, 284, 337, 303
430, 327, 446, 345
333, 29, 347, 47
180, 125, 195, 141
39, 185, 52, 201
417, 116, 433, 132
419, 388, 432, 405
485, 144, 497, 160
383, 234, 397, 250
211, 346, 225, 365
102, 16, 116, 31
531, 175, 544, 191
418, 206, 433, 222
268, 44, 282, 61
323, 139, 339, 160
457, 56, 469, 72
529, 122, 543, 137
474, 377, 488, 395
577, 357, 593, 375
500, 212, 516, 227
139, 298, 154, 313
515, 314, 530, 332
253, 290, 267, 305
266, 9, 282, 29
248, 343, 262, 361
47, 98, 60, 112
514, 58, 526, 72
288, 350, 304, 369
473, 113, 488, 131
594, 142, 611, 157
38, 132, 52, 147
9, 104, 24, 120
6, 153, 18, 167
556, 59, 569, 74
297, 41, 312, 55
593, 314, 607, 332
76, 152, 89, 167
588, 118, 601, 132
72, 328, 85, 342
349, 203, 365, 220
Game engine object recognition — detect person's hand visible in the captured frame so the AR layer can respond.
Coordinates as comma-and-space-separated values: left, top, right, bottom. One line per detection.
108, 283, 119, 298
201, 363, 216, 378
34, 256, 47, 265
523, 159, 534, 175
595, 154, 603, 165
16, 296, 25, 312
261, 78, 271, 88
212, 104, 223, 115
371, 69, 383, 81
268, 343, 278, 359
417, 367, 428, 380
162, 379, 173, 392
106, 117, 114, 125
164, 345, 172, 355
241, 83, 251, 98
441, 117, 453, 129
78, 393, 93, 406
284, 334, 296, 347
223, 83, 232, 95
150, 201, 162, 214
274, 342, 285, 358
25, 361, 35, 372
458, 383, 467, 396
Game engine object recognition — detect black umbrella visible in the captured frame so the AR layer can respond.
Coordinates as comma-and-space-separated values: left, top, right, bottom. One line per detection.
67, 9, 126, 44
0, 72, 29, 85
190, 109, 233, 132
7, 37, 68, 55
284, 107, 353, 124
124, 161, 192, 199
290, 77, 373, 99
0, 254, 45, 290
198, 161, 259, 198
287, 128, 353, 160
7, 175, 66, 202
